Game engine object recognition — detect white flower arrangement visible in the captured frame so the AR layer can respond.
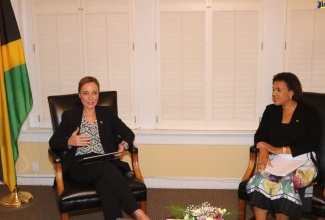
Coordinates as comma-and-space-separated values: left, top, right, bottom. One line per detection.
168, 202, 237, 220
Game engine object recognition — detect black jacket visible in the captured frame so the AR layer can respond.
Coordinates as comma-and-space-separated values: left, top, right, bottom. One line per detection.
49, 105, 135, 174
255, 102, 321, 157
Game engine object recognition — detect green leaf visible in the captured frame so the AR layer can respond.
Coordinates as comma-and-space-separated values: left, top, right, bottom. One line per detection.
167, 205, 186, 219
223, 210, 240, 217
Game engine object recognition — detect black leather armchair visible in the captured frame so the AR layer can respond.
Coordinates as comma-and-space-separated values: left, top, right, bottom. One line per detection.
48, 91, 147, 220
238, 92, 325, 220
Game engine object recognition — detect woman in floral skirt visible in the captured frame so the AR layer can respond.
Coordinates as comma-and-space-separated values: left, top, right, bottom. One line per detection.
246, 72, 320, 220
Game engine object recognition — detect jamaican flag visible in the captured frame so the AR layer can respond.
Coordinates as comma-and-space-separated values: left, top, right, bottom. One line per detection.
0, 0, 33, 192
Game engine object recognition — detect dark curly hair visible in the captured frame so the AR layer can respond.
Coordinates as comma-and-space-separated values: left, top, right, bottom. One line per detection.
273, 72, 303, 101
78, 76, 100, 93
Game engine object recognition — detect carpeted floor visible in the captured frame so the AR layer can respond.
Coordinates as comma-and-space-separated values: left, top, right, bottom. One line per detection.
0, 185, 245, 220
0, 185, 316, 220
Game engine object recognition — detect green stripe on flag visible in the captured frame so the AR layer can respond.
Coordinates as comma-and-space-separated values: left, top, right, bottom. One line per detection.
4, 63, 33, 161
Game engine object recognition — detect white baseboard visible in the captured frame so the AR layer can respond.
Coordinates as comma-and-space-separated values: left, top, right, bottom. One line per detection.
144, 177, 240, 189
17, 174, 55, 186
13, 175, 240, 189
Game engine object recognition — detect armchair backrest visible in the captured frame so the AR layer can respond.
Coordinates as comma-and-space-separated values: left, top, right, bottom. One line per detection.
301, 92, 325, 182
48, 91, 117, 132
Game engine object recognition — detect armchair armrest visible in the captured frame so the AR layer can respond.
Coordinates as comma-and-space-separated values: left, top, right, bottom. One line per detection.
241, 146, 259, 181
128, 145, 144, 182
48, 148, 65, 195
48, 148, 61, 163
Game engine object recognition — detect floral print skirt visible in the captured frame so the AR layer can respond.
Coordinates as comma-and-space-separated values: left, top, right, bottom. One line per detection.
246, 160, 317, 218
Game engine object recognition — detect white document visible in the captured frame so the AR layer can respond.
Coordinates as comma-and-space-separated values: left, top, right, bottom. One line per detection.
265, 156, 306, 176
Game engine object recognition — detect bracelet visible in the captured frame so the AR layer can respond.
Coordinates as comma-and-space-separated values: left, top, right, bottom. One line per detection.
282, 147, 286, 154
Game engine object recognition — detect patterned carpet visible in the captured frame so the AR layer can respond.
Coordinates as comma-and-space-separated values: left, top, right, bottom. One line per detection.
2, 185, 317, 220
0, 185, 246, 220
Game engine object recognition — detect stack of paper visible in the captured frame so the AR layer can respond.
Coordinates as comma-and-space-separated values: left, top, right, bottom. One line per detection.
265, 157, 306, 176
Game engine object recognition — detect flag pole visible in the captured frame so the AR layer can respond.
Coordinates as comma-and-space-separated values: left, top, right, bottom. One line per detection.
0, 185, 33, 207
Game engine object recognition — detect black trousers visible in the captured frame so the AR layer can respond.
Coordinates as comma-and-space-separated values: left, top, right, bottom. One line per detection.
69, 155, 139, 220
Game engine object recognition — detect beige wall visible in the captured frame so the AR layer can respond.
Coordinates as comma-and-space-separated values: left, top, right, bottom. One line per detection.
16, 142, 250, 179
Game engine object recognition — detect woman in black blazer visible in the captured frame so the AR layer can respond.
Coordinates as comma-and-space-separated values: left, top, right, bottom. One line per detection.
246, 72, 320, 220
49, 76, 150, 220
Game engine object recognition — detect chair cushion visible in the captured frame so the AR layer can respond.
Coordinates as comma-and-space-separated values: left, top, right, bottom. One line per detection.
58, 171, 146, 213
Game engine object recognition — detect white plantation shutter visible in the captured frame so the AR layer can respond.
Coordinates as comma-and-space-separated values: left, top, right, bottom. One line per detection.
82, 0, 134, 125
285, 0, 325, 93
213, 0, 260, 2
211, 10, 260, 130
34, 0, 79, 7
32, 0, 134, 128
158, 11, 206, 129
33, 0, 83, 127
157, 1, 206, 129
157, 0, 262, 130
159, 0, 205, 4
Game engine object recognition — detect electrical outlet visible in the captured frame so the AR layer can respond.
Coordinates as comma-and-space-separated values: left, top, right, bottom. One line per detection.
32, 160, 39, 172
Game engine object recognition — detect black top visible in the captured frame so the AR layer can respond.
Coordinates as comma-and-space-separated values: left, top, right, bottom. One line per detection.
254, 102, 321, 157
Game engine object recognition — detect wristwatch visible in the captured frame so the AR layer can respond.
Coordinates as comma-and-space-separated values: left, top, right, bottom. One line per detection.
124, 142, 129, 151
